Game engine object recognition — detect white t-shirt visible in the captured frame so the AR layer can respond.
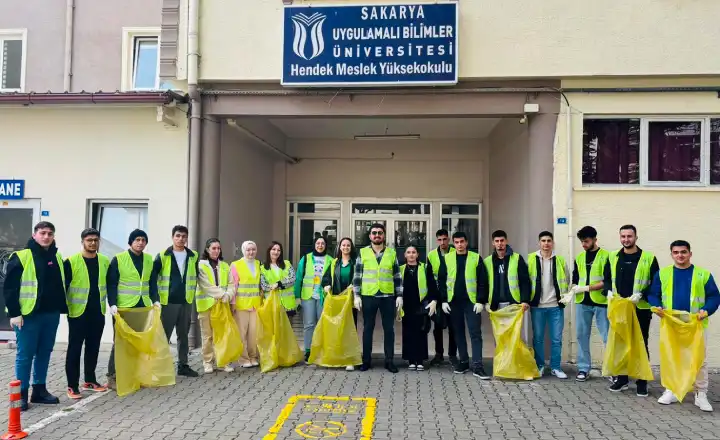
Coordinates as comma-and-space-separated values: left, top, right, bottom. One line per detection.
173, 250, 187, 278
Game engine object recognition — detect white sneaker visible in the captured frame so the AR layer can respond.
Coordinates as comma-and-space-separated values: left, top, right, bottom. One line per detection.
203, 363, 214, 374
658, 390, 678, 405
695, 392, 714, 412
251, 361, 259, 367
551, 369, 568, 379
408, 364, 417, 370
223, 365, 235, 373
538, 366, 545, 377
241, 362, 253, 368
345, 366, 355, 371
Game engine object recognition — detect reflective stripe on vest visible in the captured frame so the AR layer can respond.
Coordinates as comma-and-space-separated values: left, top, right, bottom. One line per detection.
360, 247, 396, 296
445, 251, 480, 303
484, 253, 521, 304
157, 251, 198, 305
301, 253, 332, 300
14, 249, 66, 316
116, 251, 152, 308
427, 247, 455, 280
66, 253, 109, 317
659, 265, 710, 328
609, 250, 655, 310
574, 248, 610, 305
527, 254, 568, 302
196, 260, 230, 313
261, 260, 295, 310
231, 259, 261, 310
400, 263, 428, 301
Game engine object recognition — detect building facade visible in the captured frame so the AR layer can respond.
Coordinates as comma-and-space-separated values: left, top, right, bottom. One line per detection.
2, 0, 720, 367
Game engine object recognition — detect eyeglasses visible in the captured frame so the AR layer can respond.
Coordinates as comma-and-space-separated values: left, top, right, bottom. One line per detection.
370, 231, 385, 236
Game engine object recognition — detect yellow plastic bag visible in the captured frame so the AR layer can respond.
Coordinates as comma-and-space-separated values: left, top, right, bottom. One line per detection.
489, 305, 539, 380
654, 308, 706, 401
602, 298, 653, 380
114, 307, 175, 397
256, 290, 304, 373
309, 288, 361, 367
210, 302, 244, 367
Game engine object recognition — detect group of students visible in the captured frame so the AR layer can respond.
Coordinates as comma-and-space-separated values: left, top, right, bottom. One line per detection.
3, 220, 718, 413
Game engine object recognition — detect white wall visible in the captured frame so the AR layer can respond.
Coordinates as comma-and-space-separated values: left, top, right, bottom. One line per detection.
0, 106, 189, 343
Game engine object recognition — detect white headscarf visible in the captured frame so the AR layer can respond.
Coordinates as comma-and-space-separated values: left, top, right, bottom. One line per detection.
241, 240, 257, 260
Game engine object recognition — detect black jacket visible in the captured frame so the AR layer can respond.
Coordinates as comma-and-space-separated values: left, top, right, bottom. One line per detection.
153, 247, 198, 304
528, 253, 565, 309
487, 248, 531, 311
322, 257, 356, 294
3, 238, 68, 317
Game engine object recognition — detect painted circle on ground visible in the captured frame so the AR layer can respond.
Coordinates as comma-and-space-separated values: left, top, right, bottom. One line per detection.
295, 421, 347, 438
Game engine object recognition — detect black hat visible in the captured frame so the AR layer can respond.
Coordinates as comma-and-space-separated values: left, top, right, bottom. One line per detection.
128, 229, 148, 245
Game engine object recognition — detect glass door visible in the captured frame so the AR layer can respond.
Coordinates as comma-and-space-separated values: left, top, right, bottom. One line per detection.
0, 199, 41, 339
352, 218, 429, 265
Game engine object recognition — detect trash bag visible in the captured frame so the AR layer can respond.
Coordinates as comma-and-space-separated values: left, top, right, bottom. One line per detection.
210, 302, 244, 367
601, 298, 653, 381
308, 288, 361, 368
114, 307, 175, 397
654, 308, 706, 401
489, 305, 539, 380
256, 290, 304, 373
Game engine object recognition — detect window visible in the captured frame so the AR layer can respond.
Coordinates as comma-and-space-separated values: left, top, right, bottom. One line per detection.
582, 117, 720, 186
0, 30, 26, 92
441, 204, 481, 253
90, 202, 148, 256
121, 28, 172, 91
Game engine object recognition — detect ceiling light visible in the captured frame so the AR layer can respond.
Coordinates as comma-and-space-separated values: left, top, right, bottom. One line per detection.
353, 134, 421, 141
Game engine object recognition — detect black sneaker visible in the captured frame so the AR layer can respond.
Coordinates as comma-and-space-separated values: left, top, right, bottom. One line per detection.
304, 350, 311, 362
30, 384, 59, 404
636, 381, 649, 397
178, 364, 199, 377
384, 362, 399, 374
429, 356, 444, 367
609, 378, 629, 392
449, 356, 458, 367
576, 371, 588, 382
472, 366, 491, 380
453, 362, 469, 374
360, 362, 372, 372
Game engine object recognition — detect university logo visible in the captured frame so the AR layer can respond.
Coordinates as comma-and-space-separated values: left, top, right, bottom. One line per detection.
291, 12, 327, 60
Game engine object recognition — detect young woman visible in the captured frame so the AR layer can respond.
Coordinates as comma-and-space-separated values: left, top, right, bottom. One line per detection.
401, 246, 438, 371
260, 242, 297, 315
230, 241, 262, 368
197, 238, 234, 374
294, 236, 333, 362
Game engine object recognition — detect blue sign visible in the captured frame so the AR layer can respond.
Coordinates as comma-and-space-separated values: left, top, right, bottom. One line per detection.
0, 180, 24, 200
41, 211, 49, 217
557, 217, 567, 225
282, 4, 459, 87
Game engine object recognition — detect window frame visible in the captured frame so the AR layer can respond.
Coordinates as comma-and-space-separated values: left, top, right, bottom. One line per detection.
0, 29, 27, 93
86, 200, 149, 254
582, 115, 717, 188
121, 27, 161, 92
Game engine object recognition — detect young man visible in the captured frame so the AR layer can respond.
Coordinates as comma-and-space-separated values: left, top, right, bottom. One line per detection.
3, 221, 67, 411
607, 225, 659, 396
528, 231, 570, 379
106, 229, 161, 389
561, 226, 611, 382
354, 223, 403, 373
154, 225, 199, 378
426, 228, 457, 367
649, 240, 720, 412
64, 228, 110, 399
438, 231, 489, 379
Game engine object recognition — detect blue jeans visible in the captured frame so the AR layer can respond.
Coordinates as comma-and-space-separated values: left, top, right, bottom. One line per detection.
302, 298, 323, 351
14, 313, 60, 391
449, 300, 483, 367
575, 303, 609, 373
531, 307, 564, 370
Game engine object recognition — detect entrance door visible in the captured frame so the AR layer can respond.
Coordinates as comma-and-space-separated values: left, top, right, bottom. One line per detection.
0, 199, 41, 340
353, 218, 429, 264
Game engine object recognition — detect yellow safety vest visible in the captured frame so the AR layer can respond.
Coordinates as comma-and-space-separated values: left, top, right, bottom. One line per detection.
14, 249, 65, 316
609, 250, 655, 310
359, 247, 397, 296
445, 251, 480, 303
66, 253, 109, 317
196, 260, 230, 313
231, 258, 261, 310
400, 263, 428, 301
261, 260, 296, 310
300, 253, 332, 301
575, 248, 610, 305
157, 249, 198, 305
116, 251, 152, 308
659, 265, 711, 328
427, 247, 455, 280
485, 253, 521, 304
527, 254, 568, 303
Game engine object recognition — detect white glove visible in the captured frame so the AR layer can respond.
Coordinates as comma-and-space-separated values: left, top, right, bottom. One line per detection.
559, 292, 574, 305
442, 303, 451, 314
323, 285, 331, 293
153, 302, 161, 309
425, 300, 437, 317
473, 303, 484, 314
221, 292, 231, 303
110, 306, 118, 315
10, 316, 23, 329
396, 297, 403, 311
353, 296, 362, 310
606, 290, 614, 301
270, 283, 279, 291
629, 292, 642, 304
576, 285, 590, 293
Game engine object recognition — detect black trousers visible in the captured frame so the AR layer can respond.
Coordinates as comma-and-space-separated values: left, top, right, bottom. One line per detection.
65, 312, 105, 389
361, 296, 395, 363
433, 317, 457, 358
619, 307, 652, 384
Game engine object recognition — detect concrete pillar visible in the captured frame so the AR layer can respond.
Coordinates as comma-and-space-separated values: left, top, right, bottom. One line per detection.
527, 112, 557, 252
200, 115, 221, 241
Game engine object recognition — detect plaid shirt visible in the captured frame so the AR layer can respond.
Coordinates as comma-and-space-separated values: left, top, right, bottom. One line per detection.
352, 246, 403, 298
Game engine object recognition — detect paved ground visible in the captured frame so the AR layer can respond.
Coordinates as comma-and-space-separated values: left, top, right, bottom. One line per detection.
1, 343, 720, 440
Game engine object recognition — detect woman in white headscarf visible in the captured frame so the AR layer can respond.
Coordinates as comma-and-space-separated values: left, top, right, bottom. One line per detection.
230, 241, 262, 368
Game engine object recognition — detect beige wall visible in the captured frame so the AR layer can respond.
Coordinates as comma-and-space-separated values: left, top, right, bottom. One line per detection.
553, 79, 720, 367
199, 0, 720, 82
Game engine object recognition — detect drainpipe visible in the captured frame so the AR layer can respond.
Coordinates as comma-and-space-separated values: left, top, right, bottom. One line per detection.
63, 0, 75, 91
187, 0, 202, 349
564, 96, 575, 361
